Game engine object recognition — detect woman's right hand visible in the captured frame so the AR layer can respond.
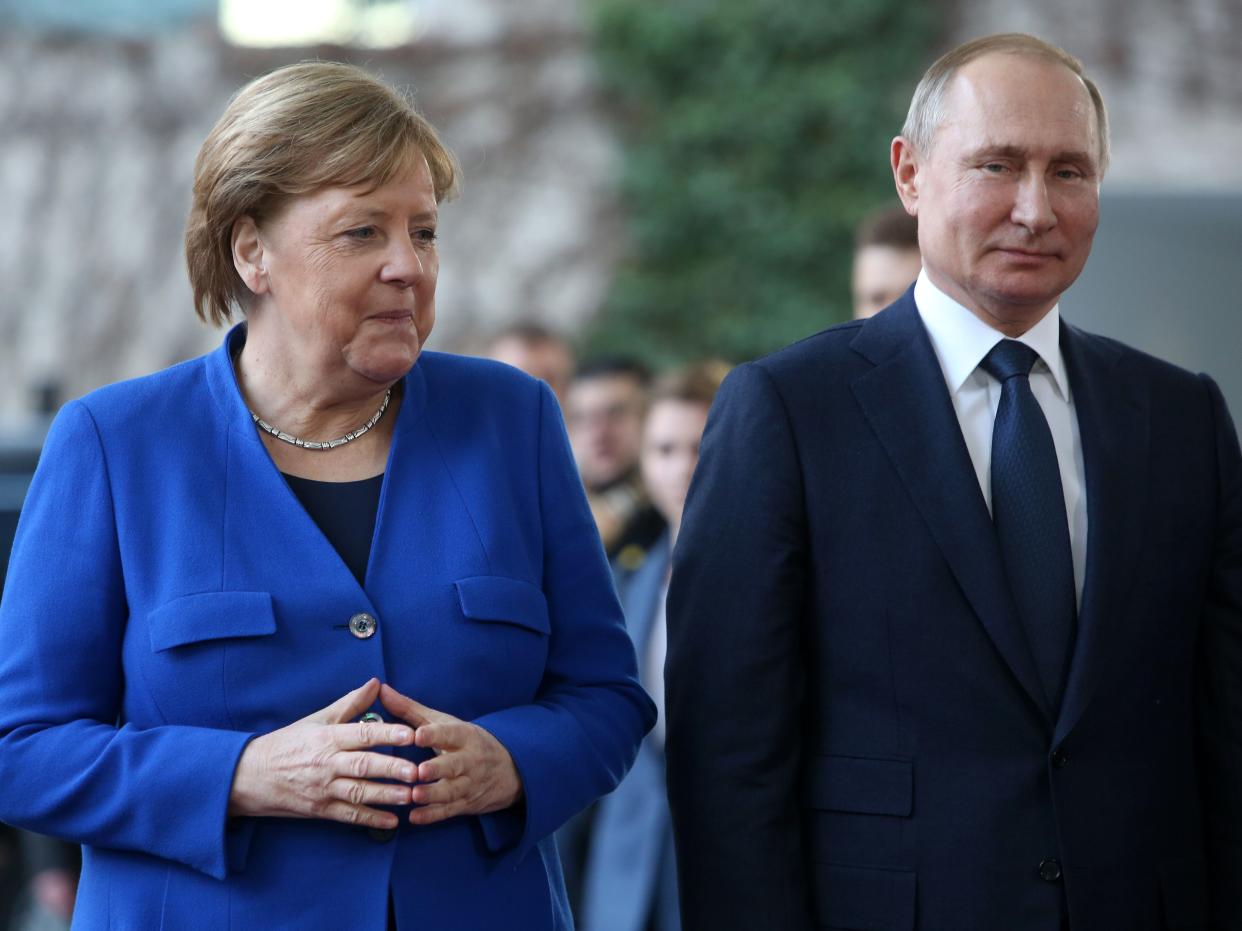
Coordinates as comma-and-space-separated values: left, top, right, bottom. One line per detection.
228, 678, 417, 830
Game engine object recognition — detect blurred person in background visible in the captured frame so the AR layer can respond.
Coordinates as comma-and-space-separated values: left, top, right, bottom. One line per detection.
482, 321, 576, 407
0, 61, 653, 930
851, 202, 922, 319
5, 834, 78, 931
667, 33, 1241, 929
0, 828, 17, 927
565, 357, 665, 567
579, 362, 727, 931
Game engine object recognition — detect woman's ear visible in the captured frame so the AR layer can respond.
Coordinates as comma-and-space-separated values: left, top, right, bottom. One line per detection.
231, 216, 269, 296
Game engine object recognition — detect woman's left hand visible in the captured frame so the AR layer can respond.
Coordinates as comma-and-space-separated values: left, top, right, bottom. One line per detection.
379, 683, 524, 825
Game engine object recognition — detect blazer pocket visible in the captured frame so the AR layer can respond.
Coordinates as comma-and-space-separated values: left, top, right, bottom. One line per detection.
1159, 856, 1208, 930
806, 755, 913, 816
813, 862, 916, 930
148, 591, 277, 652
454, 576, 550, 636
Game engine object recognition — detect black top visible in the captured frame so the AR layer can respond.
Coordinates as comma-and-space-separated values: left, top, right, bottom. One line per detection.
283, 472, 384, 587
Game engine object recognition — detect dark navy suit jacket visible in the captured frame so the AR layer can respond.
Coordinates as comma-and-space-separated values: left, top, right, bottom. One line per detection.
666, 294, 1242, 930
0, 326, 655, 930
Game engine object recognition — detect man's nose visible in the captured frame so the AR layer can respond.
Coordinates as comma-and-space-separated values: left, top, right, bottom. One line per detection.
1010, 172, 1057, 235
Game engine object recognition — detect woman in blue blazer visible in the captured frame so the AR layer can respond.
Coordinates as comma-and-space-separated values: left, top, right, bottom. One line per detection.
0, 62, 654, 930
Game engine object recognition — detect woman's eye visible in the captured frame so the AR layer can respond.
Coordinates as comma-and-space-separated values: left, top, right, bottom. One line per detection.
412, 228, 438, 244
346, 226, 377, 240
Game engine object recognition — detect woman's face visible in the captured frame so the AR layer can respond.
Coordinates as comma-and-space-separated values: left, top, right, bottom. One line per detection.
640, 399, 709, 532
248, 155, 439, 387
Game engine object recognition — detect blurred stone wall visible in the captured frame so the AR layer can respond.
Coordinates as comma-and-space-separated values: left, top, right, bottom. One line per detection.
1, 0, 1240, 420
0, 0, 622, 420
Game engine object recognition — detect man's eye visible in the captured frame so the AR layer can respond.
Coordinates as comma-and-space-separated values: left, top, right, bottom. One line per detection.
1054, 169, 1081, 181
982, 163, 1007, 173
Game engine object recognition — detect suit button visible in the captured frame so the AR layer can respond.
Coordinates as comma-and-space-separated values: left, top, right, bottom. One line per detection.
368, 827, 397, 843
358, 712, 383, 724
348, 612, 377, 639
1038, 858, 1062, 882
1051, 747, 1069, 768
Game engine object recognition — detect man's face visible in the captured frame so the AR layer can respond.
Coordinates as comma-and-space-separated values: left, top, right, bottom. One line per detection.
852, 245, 923, 319
892, 53, 1101, 333
566, 374, 645, 491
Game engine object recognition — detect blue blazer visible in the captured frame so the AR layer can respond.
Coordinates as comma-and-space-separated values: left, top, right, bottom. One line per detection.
0, 326, 656, 930
582, 533, 680, 931
666, 293, 1242, 930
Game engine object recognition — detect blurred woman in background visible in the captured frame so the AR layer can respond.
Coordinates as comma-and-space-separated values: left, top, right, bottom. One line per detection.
579, 361, 727, 931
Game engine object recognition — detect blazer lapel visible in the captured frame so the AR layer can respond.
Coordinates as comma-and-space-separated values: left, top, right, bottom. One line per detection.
206, 324, 375, 599
851, 297, 1053, 723
1053, 323, 1149, 744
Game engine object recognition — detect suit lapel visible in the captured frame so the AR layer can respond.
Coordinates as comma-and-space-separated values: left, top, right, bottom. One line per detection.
1053, 324, 1149, 744
620, 534, 671, 665
851, 297, 1052, 723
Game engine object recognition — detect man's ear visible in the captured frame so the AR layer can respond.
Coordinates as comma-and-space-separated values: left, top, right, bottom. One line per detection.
231, 216, 269, 296
891, 136, 920, 217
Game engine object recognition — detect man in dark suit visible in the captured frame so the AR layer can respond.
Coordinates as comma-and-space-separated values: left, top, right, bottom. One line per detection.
666, 33, 1242, 930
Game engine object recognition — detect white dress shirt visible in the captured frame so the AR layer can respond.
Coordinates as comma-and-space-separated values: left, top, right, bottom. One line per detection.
913, 271, 1088, 605
645, 573, 670, 748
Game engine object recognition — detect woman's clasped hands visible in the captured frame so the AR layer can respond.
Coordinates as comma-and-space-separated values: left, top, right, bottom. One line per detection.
229, 678, 523, 831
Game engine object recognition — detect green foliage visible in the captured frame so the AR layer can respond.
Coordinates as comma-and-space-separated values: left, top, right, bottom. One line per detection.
584, 0, 939, 365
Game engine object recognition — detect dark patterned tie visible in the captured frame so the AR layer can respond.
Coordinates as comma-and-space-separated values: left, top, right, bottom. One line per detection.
981, 340, 1077, 711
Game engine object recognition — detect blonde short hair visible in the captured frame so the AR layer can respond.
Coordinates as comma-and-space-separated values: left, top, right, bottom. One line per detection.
185, 61, 459, 327
901, 34, 1109, 176
649, 361, 731, 410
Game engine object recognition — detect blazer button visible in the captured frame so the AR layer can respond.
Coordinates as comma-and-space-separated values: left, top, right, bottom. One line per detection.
1050, 746, 1069, 768
348, 612, 377, 639
1038, 858, 1062, 882
368, 827, 397, 843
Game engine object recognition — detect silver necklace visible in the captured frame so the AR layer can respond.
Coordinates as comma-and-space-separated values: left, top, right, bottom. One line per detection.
250, 388, 392, 450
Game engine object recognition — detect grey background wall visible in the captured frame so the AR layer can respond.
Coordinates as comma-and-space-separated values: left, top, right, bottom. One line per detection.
1067, 193, 1242, 415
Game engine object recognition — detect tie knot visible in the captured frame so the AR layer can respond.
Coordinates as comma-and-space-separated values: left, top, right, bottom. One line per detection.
981, 339, 1040, 382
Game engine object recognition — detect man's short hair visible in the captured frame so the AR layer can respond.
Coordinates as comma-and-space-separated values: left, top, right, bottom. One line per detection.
486, 321, 568, 351
901, 33, 1109, 175
573, 355, 652, 387
855, 204, 919, 253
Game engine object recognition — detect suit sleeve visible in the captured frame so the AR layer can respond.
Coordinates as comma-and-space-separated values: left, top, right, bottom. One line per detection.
665, 362, 813, 930
472, 382, 657, 861
1196, 375, 1242, 929
0, 402, 254, 880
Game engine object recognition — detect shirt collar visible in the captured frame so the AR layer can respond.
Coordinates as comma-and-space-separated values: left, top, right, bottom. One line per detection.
913, 270, 1069, 401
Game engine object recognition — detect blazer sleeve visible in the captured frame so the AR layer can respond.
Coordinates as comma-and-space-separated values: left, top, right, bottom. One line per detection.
1195, 374, 1242, 928
0, 401, 254, 880
665, 362, 814, 930
472, 382, 656, 861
